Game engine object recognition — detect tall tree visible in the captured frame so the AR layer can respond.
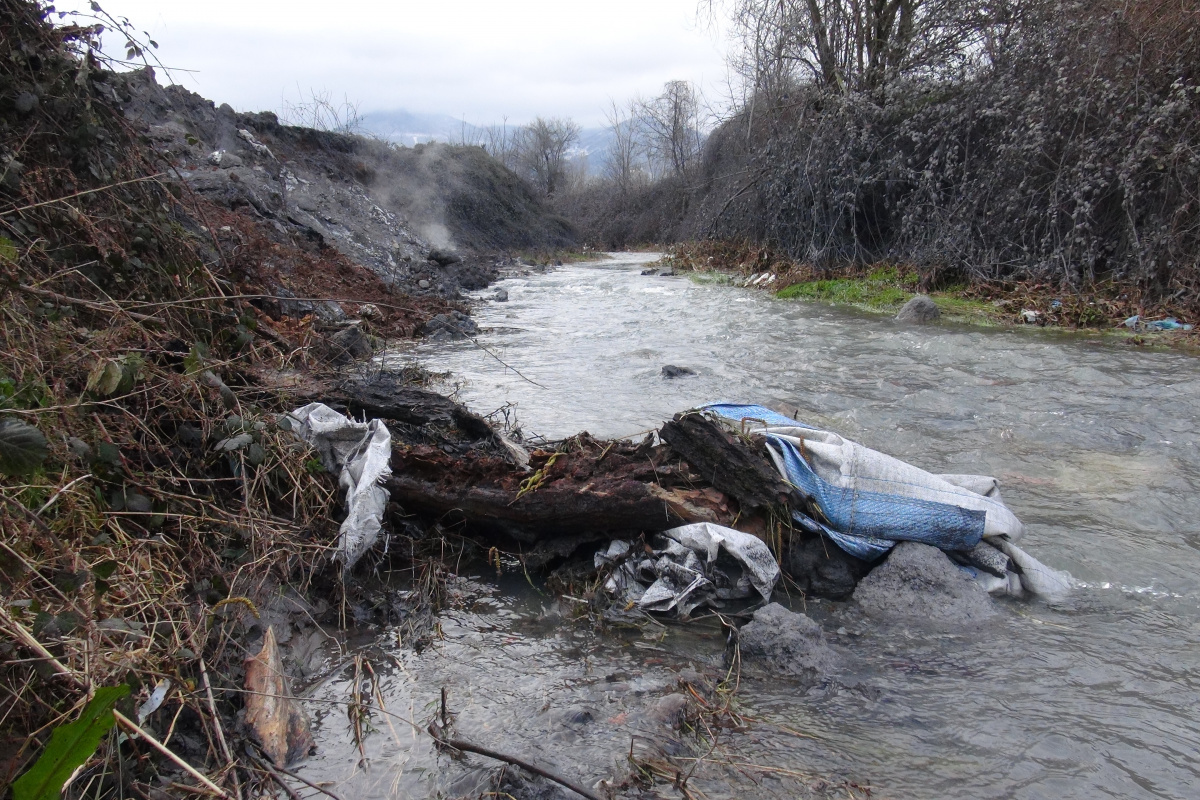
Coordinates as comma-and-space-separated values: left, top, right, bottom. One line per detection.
715, 0, 1013, 97
604, 99, 643, 193
517, 116, 581, 196
637, 80, 703, 177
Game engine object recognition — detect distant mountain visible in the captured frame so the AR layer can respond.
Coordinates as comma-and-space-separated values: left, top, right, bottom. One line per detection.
360, 108, 614, 175
359, 109, 480, 145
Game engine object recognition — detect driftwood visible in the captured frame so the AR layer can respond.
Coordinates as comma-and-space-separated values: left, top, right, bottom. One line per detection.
337, 374, 492, 439
386, 440, 695, 543
658, 411, 798, 513
382, 411, 803, 547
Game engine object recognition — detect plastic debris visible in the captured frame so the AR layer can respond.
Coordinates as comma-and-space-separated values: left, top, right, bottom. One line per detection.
136, 679, 171, 724
703, 404, 1071, 599
288, 403, 391, 568
1148, 317, 1193, 331
1020, 309, 1041, 324
1121, 314, 1193, 332
597, 522, 780, 618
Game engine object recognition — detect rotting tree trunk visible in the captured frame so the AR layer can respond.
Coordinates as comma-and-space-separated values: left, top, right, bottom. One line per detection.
386, 472, 687, 544
386, 440, 700, 544
658, 411, 798, 514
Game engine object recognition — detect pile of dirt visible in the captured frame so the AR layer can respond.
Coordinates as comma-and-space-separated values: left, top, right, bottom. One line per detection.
113, 68, 576, 298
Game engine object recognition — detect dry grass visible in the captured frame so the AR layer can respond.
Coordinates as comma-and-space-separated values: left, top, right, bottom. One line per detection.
0, 3, 375, 795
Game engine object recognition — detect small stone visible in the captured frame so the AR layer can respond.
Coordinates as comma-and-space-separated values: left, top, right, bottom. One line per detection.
418, 279, 430, 289
14, 92, 38, 114
784, 533, 873, 600
647, 694, 689, 728
661, 365, 695, 378
896, 295, 941, 324
2, 158, 24, 191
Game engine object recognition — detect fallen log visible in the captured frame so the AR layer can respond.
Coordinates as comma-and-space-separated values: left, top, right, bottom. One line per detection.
387, 441, 699, 543
658, 411, 798, 513
337, 373, 492, 439
387, 472, 688, 543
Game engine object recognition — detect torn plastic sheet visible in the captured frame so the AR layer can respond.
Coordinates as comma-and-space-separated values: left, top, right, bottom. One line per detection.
288, 403, 391, 568
597, 523, 780, 618
704, 404, 1071, 600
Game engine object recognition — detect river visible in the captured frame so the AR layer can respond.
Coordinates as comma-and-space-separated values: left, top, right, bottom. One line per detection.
303, 252, 1200, 799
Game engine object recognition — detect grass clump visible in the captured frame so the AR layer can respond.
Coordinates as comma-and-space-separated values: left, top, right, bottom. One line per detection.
776, 277, 913, 311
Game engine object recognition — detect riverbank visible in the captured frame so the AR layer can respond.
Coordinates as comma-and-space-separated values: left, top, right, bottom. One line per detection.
0, 2, 581, 795
659, 240, 1199, 349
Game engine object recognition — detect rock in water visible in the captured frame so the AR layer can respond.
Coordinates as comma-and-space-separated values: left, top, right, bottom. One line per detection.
661, 365, 696, 378
244, 626, 314, 766
422, 310, 479, 338
896, 294, 941, 323
738, 603, 835, 686
785, 533, 874, 599
853, 541, 997, 626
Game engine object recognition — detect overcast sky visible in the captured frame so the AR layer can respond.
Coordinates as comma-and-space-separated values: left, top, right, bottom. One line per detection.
55, 1, 733, 128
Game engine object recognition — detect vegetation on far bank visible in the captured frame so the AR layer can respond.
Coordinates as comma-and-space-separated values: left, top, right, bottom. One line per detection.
661, 240, 1198, 346
554, 0, 1199, 325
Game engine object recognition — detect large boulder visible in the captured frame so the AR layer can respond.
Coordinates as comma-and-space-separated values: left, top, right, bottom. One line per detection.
896, 294, 941, 323
853, 541, 997, 626
738, 603, 836, 686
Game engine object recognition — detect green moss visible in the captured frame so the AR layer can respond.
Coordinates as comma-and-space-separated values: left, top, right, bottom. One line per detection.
931, 296, 1001, 324
775, 278, 911, 311
772, 270, 1022, 330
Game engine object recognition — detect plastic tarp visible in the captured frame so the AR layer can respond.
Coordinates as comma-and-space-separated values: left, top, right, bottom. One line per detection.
597, 523, 780, 618
288, 403, 391, 568
704, 404, 1071, 600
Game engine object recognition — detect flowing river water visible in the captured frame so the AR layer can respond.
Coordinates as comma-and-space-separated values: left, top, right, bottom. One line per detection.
304, 252, 1200, 799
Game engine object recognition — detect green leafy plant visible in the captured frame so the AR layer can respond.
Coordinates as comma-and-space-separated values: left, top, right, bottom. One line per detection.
13, 684, 131, 800
0, 418, 49, 476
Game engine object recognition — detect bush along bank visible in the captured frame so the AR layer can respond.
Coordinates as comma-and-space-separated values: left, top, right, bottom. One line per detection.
0, 2, 523, 795
660, 240, 1199, 346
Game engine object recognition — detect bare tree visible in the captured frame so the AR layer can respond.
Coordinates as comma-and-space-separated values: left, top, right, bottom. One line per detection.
636, 80, 703, 177
603, 98, 643, 193
483, 117, 521, 171
714, 0, 1013, 97
452, 116, 485, 147
516, 116, 581, 196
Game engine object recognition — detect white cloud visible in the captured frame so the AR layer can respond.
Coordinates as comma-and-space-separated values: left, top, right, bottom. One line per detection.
56, 0, 732, 126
